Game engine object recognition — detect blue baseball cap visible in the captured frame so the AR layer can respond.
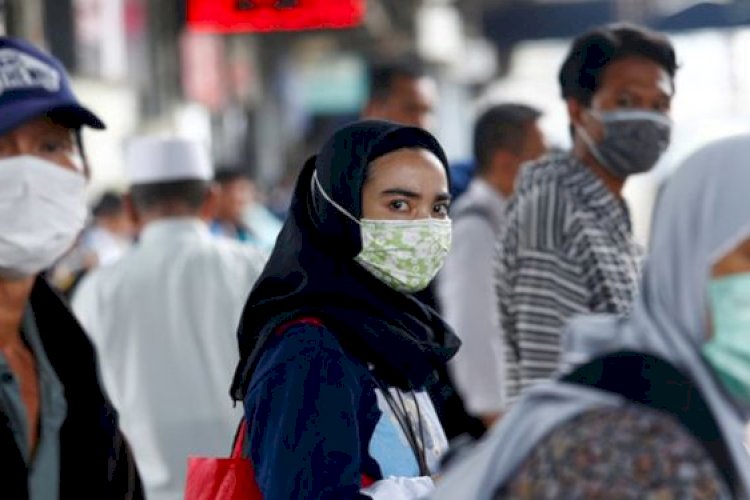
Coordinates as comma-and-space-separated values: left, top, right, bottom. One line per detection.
0, 37, 105, 136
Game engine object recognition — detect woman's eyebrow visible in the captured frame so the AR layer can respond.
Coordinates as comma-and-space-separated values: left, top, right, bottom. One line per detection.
380, 188, 421, 199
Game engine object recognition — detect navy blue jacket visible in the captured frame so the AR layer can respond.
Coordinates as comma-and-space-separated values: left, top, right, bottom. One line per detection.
244, 321, 444, 499
1, 279, 143, 499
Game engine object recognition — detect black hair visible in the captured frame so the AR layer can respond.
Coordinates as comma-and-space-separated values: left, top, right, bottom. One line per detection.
214, 166, 252, 185
130, 179, 210, 212
559, 23, 677, 106
92, 191, 124, 217
368, 57, 428, 102
473, 104, 542, 172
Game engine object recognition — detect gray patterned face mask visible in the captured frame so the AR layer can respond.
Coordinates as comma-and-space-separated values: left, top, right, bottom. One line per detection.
577, 109, 672, 178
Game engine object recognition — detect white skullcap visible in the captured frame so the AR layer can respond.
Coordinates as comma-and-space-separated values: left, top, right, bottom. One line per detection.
124, 136, 213, 185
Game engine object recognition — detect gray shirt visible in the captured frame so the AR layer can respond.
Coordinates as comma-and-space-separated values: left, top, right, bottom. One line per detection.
437, 178, 507, 415
0, 306, 67, 500
495, 153, 641, 408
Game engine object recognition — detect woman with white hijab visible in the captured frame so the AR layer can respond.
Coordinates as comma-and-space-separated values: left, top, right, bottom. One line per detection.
432, 134, 750, 499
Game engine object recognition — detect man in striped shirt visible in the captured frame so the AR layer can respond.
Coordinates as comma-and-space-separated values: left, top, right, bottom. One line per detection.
495, 24, 678, 407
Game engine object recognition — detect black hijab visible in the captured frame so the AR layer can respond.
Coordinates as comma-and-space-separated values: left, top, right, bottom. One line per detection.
231, 120, 460, 400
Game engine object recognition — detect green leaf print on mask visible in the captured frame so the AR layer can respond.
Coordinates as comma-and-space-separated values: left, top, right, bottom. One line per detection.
355, 218, 452, 293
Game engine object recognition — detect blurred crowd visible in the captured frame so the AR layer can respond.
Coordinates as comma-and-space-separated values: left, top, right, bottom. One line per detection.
1, 17, 750, 500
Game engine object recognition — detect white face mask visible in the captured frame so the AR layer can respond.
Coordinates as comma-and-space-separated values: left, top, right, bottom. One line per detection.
0, 156, 87, 279
313, 171, 452, 293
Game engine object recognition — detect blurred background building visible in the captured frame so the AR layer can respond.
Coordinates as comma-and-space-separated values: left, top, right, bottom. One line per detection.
1, 0, 749, 243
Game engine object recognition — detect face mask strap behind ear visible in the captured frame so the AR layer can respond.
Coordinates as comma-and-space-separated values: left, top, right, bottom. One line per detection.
75, 130, 90, 179
311, 170, 360, 225
576, 123, 609, 169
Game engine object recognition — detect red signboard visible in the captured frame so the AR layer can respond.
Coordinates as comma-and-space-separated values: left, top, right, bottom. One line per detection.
187, 0, 366, 33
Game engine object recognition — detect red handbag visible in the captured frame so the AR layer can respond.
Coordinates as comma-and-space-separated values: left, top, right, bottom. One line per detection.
184, 419, 262, 500
184, 317, 378, 499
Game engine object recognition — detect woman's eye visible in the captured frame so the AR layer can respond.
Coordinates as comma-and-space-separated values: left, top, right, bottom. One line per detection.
389, 200, 409, 211
434, 204, 449, 216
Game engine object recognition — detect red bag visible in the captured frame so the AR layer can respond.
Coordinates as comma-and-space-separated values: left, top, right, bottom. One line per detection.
185, 419, 262, 500
184, 317, 377, 499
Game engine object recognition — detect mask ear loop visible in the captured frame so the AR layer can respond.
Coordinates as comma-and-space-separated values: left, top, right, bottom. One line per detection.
576, 123, 611, 172
310, 170, 361, 225
75, 129, 90, 179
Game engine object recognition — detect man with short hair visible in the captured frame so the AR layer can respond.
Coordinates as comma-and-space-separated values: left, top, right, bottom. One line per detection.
0, 36, 143, 498
438, 104, 546, 428
362, 58, 437, 130
51, 191, 134, 298
72, 137, 268, 500
496, 24, 677, 408
85, 191, 134, 266
211, 168, 256, 243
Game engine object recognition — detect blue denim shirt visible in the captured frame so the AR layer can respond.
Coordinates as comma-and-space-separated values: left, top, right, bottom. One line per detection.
0, 306, 67, 500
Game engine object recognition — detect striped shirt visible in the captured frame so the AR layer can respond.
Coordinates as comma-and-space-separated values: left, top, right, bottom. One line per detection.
495, 153, 642, 406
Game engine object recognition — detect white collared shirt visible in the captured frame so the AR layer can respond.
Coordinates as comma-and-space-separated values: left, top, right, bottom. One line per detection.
437, 178, 508, 415
73, 218, 268, 500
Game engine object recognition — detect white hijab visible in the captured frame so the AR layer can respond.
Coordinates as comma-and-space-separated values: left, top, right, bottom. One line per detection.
432, 134, 750, 499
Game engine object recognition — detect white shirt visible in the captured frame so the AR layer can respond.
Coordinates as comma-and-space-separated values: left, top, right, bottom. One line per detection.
72, 218, 268, 500
437, 178, 507, 416
82, 226, 131, 266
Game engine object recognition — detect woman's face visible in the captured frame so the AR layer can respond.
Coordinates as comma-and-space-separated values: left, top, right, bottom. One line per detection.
712, 237, 750, 279
361, 148, 450, 221
708, 236, 750, 338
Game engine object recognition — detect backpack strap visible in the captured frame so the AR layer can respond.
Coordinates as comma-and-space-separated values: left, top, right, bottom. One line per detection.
274, 316, 324, 336
561, 351, 739, 496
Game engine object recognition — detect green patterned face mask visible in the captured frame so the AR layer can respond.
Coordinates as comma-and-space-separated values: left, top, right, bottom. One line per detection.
313, 171, 452, 292
355, 217, 451, 292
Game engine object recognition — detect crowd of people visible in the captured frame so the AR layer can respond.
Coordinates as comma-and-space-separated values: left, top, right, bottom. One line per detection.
1, 18, 749, 500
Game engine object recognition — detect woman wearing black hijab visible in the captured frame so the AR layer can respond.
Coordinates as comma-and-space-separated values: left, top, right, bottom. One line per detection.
230, 121, 460, 499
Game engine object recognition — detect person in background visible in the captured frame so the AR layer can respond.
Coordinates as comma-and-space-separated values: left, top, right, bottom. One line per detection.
50, 190, 134, 300
230, 121, 459, 499
211, 167, 256, 243
495, 24, 677, 409
362, 57, 438, 130
438, 104, 546, 430
448, 159, 476, 201
84, 191, 134, 266
0, 36, 142, 498
211, 166, 282, 250
433, 134, 750, 499
72, 137, 268, 500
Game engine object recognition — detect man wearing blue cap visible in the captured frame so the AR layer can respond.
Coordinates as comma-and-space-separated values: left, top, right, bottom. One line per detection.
0, 37, 143, 498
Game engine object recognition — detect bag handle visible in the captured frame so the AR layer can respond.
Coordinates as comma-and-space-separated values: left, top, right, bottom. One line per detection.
231, 317, 322, 460
231, 419, 247, 459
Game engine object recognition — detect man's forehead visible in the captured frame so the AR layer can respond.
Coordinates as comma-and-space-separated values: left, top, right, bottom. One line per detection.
0, 116, 75, 138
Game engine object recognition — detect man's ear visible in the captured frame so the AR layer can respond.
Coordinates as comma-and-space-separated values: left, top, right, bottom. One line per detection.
199, 185, 219, 222
566, 98, 584, 128
122, 193, 142, 232
362, 98, 383, 120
